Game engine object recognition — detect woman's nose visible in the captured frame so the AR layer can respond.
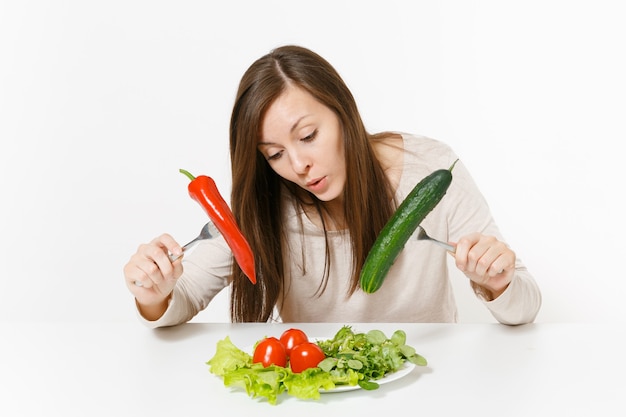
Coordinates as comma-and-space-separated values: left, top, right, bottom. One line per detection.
290, 150, 311, 174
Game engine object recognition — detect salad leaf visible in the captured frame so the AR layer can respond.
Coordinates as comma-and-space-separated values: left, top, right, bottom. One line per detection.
223, 364, 289, 404
207, 336, 252, 376
282, 368, 336, 399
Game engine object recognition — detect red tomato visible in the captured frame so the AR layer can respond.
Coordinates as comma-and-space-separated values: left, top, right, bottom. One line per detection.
252, 337, 287, 368
289, 342, 326, 373
279, 328, 309, 357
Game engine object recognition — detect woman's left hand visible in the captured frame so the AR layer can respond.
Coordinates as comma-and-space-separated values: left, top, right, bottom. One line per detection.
453, 233, 516, 299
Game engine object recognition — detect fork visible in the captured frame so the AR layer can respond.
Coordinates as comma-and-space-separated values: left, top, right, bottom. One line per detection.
167, 221, 220, 262
416, 226, 455, 253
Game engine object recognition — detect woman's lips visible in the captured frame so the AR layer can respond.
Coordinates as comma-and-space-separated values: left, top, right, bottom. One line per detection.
306, 176, 326, 192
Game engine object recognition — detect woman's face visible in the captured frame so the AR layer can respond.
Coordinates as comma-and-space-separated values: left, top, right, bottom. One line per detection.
258, 85, 346, 204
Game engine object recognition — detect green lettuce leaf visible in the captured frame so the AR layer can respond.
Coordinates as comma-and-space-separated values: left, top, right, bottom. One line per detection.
206, 336, 252, 376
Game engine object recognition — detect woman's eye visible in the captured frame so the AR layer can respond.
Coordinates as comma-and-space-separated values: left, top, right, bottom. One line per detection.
267, 151, 282, 161
301, 129, 318, 142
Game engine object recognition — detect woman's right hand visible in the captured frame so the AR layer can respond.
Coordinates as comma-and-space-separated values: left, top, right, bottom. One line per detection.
123, 233, 184, 320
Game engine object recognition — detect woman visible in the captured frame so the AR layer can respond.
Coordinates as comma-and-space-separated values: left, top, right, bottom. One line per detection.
124, 45, 541, 326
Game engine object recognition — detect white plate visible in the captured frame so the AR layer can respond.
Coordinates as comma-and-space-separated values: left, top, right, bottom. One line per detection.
244, 336, 416, 393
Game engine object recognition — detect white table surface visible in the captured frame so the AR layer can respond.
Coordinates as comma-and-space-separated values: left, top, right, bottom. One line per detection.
1, 322, 624, 416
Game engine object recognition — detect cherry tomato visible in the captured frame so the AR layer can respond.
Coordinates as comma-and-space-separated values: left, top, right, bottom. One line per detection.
252, 337, 287, 368
279, 328, 309, 357
289, 342, 326, 373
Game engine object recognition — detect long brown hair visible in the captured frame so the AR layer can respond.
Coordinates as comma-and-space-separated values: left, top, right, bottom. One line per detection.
229, 45, 394, 322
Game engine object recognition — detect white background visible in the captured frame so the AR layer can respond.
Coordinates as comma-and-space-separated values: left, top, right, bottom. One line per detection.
1, 0, 624, 324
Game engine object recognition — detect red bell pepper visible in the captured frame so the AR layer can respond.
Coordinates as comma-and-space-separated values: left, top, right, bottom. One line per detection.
179, 169, 256, 284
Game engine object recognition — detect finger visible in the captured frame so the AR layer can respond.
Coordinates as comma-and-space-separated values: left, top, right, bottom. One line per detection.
142, 251, 185, 291
132, 257, 164, 289
463, 235, 504, 274
453, 232, 481, 270
150, 233, 183, 260
473, 245, 503, 276
124, 257, 148, 287
487, 252, 515, 277
141, 239, 178, 270
124, 264, 152, 290
462, 242, 492, 275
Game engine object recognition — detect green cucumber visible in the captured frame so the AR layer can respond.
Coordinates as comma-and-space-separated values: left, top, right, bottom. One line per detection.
359, 160, 458, 293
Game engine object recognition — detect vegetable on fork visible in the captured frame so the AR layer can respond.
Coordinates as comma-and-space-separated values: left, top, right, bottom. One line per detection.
179, 169, 256, 284
359, 160, 458, 293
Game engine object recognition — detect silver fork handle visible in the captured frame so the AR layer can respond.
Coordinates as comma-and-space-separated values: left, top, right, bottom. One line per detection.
167, 238, 200, 262
431, 239, 456, 253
